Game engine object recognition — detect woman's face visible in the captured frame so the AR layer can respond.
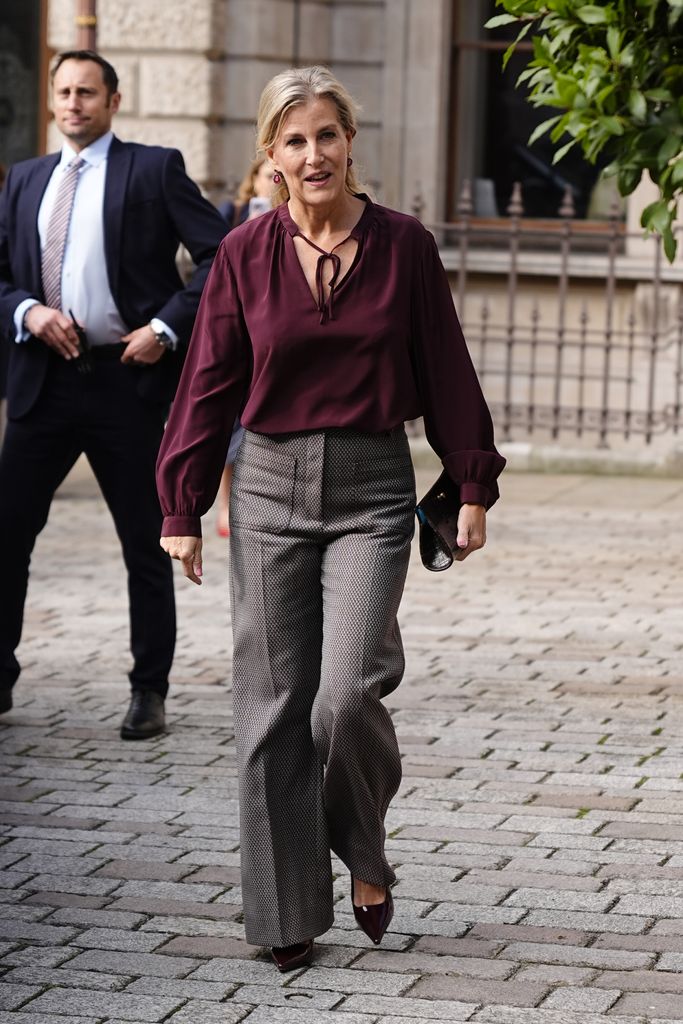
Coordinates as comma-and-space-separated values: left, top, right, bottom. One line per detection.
253, 162, 274, 198
268, 97, 353, 211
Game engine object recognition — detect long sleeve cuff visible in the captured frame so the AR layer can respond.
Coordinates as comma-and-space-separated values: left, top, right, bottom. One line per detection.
442, 449, 507, 511
14, 298, 39, 342
150, 316, 178, 351
161, 515, 202, 538
460, 482, 491, 507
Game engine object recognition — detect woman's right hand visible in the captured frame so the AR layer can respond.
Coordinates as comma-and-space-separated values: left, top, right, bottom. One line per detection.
160, 536, 203, 585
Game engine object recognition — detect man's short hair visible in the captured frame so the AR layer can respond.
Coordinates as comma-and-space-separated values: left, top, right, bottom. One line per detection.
51, 50, 119, 98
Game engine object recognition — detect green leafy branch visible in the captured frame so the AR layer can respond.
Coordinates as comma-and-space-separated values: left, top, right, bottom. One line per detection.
486, 0, 683, 260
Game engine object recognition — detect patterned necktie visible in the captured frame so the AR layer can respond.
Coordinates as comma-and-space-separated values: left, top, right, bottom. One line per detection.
41, 156, 84, 310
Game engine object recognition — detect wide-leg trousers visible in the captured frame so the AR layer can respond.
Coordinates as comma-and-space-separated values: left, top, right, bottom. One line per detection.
229, 427, 416, 947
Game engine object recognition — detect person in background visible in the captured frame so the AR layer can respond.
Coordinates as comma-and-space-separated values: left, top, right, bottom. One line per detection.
157, 66, 505, 970
0, 51, 226, 738
215, 156, 275, 537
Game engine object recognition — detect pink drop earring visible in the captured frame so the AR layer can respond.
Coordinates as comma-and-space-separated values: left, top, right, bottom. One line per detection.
347, 156, 353, 167
273, 171, 282, 184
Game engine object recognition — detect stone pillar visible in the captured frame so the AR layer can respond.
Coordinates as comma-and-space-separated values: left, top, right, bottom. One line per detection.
381, 0, 452, 219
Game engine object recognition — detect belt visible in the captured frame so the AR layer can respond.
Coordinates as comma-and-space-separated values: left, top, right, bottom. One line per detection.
90, 343, 127, 361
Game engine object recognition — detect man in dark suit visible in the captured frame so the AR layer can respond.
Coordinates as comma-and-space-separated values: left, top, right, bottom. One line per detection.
0, 50, 227, 738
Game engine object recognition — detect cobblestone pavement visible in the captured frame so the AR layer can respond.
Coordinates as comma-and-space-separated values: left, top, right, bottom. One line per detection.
2, 462, 683, 1023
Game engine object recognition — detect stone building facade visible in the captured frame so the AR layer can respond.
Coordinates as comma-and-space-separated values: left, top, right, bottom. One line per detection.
2, 0, 679, 454
45, 0, 449, 221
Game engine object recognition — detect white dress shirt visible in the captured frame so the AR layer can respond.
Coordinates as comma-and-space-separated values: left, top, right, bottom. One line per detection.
14, 131, 176, 347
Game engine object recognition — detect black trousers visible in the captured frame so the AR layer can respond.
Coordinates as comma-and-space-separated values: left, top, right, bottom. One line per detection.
0, 352, 175, 696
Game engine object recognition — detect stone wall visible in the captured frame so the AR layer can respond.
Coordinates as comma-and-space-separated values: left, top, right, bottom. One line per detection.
45, 0, 452, 216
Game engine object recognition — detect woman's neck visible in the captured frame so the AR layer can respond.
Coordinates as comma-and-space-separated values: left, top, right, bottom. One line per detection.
287, 193, 365, 245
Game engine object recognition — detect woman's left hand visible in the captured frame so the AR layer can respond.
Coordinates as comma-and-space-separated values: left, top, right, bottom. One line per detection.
455, 503, 487, 561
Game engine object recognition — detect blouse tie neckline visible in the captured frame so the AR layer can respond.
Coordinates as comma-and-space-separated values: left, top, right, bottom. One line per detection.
294, 230, 346, 325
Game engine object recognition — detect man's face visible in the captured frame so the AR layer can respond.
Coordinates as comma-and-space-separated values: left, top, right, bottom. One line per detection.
52, 59, 120, 151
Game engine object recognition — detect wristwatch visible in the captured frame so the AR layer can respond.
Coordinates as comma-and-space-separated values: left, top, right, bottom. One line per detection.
150, 323, 177, 351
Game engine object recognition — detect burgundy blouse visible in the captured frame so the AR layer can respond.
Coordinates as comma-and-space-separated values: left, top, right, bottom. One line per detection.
157, 197, 505, 537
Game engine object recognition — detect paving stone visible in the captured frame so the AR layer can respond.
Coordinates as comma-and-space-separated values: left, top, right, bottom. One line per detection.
113, 879, 224, 902
514, 965, 597, 985
609, 992, 683, 1018
230, 1009, 376, 1024
19, 873, 120, 896
472, 1010, 644, 1024
23, 891, 109, 910
289, 966, 418, 996
65, 949, 201, 977
412, 936, 506, 958
141, 915, 242, 937
70, 927, 167, 952
408, 975, 549, 1007
503, 889, 615, 912
106, 896, 239, 921
522, 910, 650, 934
0, 984, 44, 1010
354, 950, 515, 979
157, 935, 262, 959
596, 970, 683, 993
541, 986, 621, 1012
123, 976, 236, 1000
2, 946, 75, 968
501, 942, 652, 970
2, 966, 131, 991
21, 988, 184, 1021
94, 859, 191, 881
0, 1015, 99, 1024
188, 958, 291, 985
47, 907, 146, 929
165, 1003, 252, 1023
657, 953, 683, 971
341, 994, 478, 1019
230, 984, 345, 1010
0, 920, 79, 945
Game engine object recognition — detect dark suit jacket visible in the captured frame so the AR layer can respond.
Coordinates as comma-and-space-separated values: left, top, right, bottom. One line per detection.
0, 136, 228, 418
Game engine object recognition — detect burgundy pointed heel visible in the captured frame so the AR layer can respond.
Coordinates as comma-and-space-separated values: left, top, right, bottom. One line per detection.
351, 876, 394, 945
270, 939, 314, 972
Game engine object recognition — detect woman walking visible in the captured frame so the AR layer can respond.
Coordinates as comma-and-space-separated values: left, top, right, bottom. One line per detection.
156, 65, 505, 971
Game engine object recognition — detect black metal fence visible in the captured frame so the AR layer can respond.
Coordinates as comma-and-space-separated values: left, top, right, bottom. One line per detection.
423, 182, 683, 447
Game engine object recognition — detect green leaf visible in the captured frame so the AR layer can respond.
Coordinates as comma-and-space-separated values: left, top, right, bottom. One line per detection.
629, 90, 647, 121
617, 165, 643, 195
484, 13, 520, 28
641, 199, 672, 234
659, 133, 683, 163
672, 159, 683, 186
553, 138, 579, 163
528, 115, 563, 146
663, 226, 677, 263
576, 5, 610, 23
503, 21, 533, 69
599, 115, 625, 136
606, 25, 621, 59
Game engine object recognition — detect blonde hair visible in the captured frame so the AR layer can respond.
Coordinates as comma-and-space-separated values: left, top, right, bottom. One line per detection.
235, 155, 268, 207
256, 65, 363, 206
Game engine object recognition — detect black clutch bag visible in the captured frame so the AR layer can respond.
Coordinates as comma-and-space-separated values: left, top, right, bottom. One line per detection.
415, 470, 462, 572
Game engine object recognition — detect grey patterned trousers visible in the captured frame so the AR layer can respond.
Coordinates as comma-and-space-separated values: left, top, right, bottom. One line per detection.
229, 428, 416, 947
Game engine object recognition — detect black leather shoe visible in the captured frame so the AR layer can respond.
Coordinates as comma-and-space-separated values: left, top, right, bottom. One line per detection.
271, 939, 314, 972
351, 877, 394, 945
120, 691, 165, 740
0, 689, 12, 715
